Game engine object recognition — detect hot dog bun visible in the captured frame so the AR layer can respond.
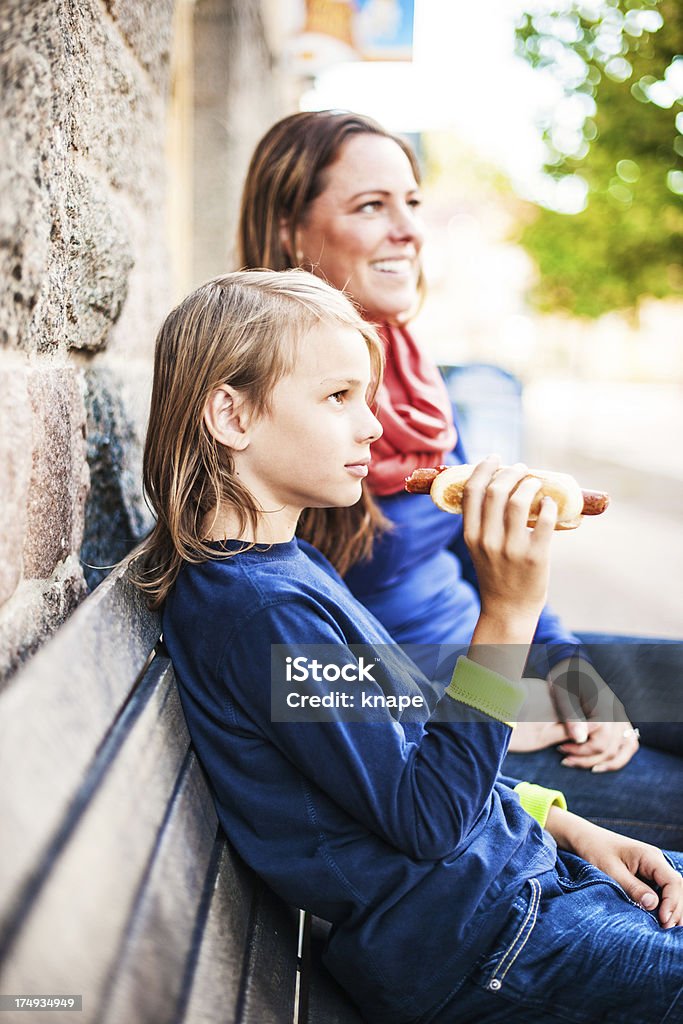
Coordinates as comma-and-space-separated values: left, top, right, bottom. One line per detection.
428, 464, 586, 530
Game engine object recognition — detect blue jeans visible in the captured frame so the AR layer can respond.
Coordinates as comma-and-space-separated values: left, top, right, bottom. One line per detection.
420, 850, 683, 1024
505, 634, 683, 850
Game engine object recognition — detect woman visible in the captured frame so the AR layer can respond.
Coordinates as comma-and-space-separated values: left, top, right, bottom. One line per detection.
237, 110, 683, 848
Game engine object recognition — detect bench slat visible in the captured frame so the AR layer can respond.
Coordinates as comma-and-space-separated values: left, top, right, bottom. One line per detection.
181, 843, 256, 1024
238, 883, 299, 1024
182, 846, 298, 1024
0, 560, 161, 925
99, 750, 219, 1024
0, 659, 188, 1016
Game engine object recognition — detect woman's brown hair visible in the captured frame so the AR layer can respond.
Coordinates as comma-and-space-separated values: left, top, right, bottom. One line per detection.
135, 269, 384, 608
237, 109, 424, 298
237, 111, 418, 567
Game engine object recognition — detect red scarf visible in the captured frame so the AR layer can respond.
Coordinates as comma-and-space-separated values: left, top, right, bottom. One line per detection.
367, 323, 457, 497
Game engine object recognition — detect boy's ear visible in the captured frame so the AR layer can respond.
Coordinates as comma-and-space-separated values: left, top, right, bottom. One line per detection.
203, 385, 251, 451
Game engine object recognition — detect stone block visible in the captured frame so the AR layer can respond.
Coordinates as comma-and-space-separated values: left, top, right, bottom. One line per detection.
63, 0, 169, 208
63, 170, 134, 352
0, 556, 88, 690
81, 367, 151, 590
23, 368, 89, 580
106, 200, 170, 360
0, 42, 55, 350
104, 0, 175, 94
0, 363, 32, 605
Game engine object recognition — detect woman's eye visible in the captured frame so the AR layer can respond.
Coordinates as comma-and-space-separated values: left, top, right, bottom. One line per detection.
408, 197, 422, 209
328, 391, 347, 405
357, 201, 382, 213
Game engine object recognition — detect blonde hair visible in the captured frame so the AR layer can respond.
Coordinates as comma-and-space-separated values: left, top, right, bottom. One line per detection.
135, 269, 387, 608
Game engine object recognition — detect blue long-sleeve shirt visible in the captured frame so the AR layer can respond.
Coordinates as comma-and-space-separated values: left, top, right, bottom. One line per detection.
163, 539, 559, 1023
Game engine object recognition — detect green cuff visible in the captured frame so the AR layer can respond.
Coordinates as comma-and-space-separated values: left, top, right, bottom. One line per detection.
445, 656, 526, 727
514, 781, 568, 828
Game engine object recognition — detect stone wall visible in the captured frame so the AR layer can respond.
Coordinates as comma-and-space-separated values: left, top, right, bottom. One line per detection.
0, 0, 291, 689
0, 0, 289, 688
0, 0, 175, 686
192, 0, 285, 283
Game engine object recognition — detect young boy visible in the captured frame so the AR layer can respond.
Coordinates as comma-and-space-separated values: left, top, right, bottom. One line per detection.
137, 269, 683, 1024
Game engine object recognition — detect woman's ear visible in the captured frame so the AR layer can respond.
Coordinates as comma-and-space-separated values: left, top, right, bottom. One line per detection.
279, 217, 293, 261
279, 217, 303, 265
203, 385, 251, 451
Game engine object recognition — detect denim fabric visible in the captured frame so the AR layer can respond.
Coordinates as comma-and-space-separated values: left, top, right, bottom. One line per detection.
420, 850, 683, 1024
505, 742, 683, 851
505, 633, 683, 850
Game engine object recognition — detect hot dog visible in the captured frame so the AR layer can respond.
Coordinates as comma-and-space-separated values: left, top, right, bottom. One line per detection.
404, 465, 609, 530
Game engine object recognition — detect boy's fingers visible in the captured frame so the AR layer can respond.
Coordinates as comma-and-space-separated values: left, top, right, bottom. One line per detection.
462, 455, 500, 541
624, 853, 683, 928
503, 474, 544, 531
649, 860, 683, 928
529, 495, 557, 545
479, 462, 531, 536
609, 863, 660, 913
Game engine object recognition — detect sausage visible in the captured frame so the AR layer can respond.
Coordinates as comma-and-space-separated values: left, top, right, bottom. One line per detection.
580, 489, 611, 516
404, 466, 610, 516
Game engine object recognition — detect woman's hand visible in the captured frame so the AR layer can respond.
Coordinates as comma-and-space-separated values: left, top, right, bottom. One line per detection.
546, 807, 683, 928
548, 658, 640, 772
556, 720, 640, 772
508, 677, 571, 752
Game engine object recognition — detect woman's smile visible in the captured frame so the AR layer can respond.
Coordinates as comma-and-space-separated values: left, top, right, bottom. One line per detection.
293, 134, 424, 322
370, 257, 415, 276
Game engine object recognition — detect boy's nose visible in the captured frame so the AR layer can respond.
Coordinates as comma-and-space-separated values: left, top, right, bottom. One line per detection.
363, 407, 383, 444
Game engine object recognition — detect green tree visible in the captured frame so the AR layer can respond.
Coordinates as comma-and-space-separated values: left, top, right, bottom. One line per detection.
516, 0, 683, 317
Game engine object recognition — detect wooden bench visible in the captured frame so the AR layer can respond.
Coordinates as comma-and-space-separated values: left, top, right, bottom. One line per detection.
0, 557, 363, 1024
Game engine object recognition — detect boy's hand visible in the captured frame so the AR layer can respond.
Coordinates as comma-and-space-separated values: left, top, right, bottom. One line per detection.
463, 457, 557, 637
546, 807, 683, 928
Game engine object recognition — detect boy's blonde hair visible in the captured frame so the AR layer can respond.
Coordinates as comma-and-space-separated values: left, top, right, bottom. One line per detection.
136, 269, 387, 607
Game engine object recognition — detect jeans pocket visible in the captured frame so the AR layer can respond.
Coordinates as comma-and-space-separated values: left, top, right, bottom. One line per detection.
556, 865, 642, 910
477, 877, 542, 994
661, 849, 683, 875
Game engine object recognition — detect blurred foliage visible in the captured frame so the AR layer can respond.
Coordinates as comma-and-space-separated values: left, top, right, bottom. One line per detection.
516, 0, 683, 317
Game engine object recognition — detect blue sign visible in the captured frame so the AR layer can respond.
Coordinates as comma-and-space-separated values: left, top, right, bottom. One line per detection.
355, 0, 415, 60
